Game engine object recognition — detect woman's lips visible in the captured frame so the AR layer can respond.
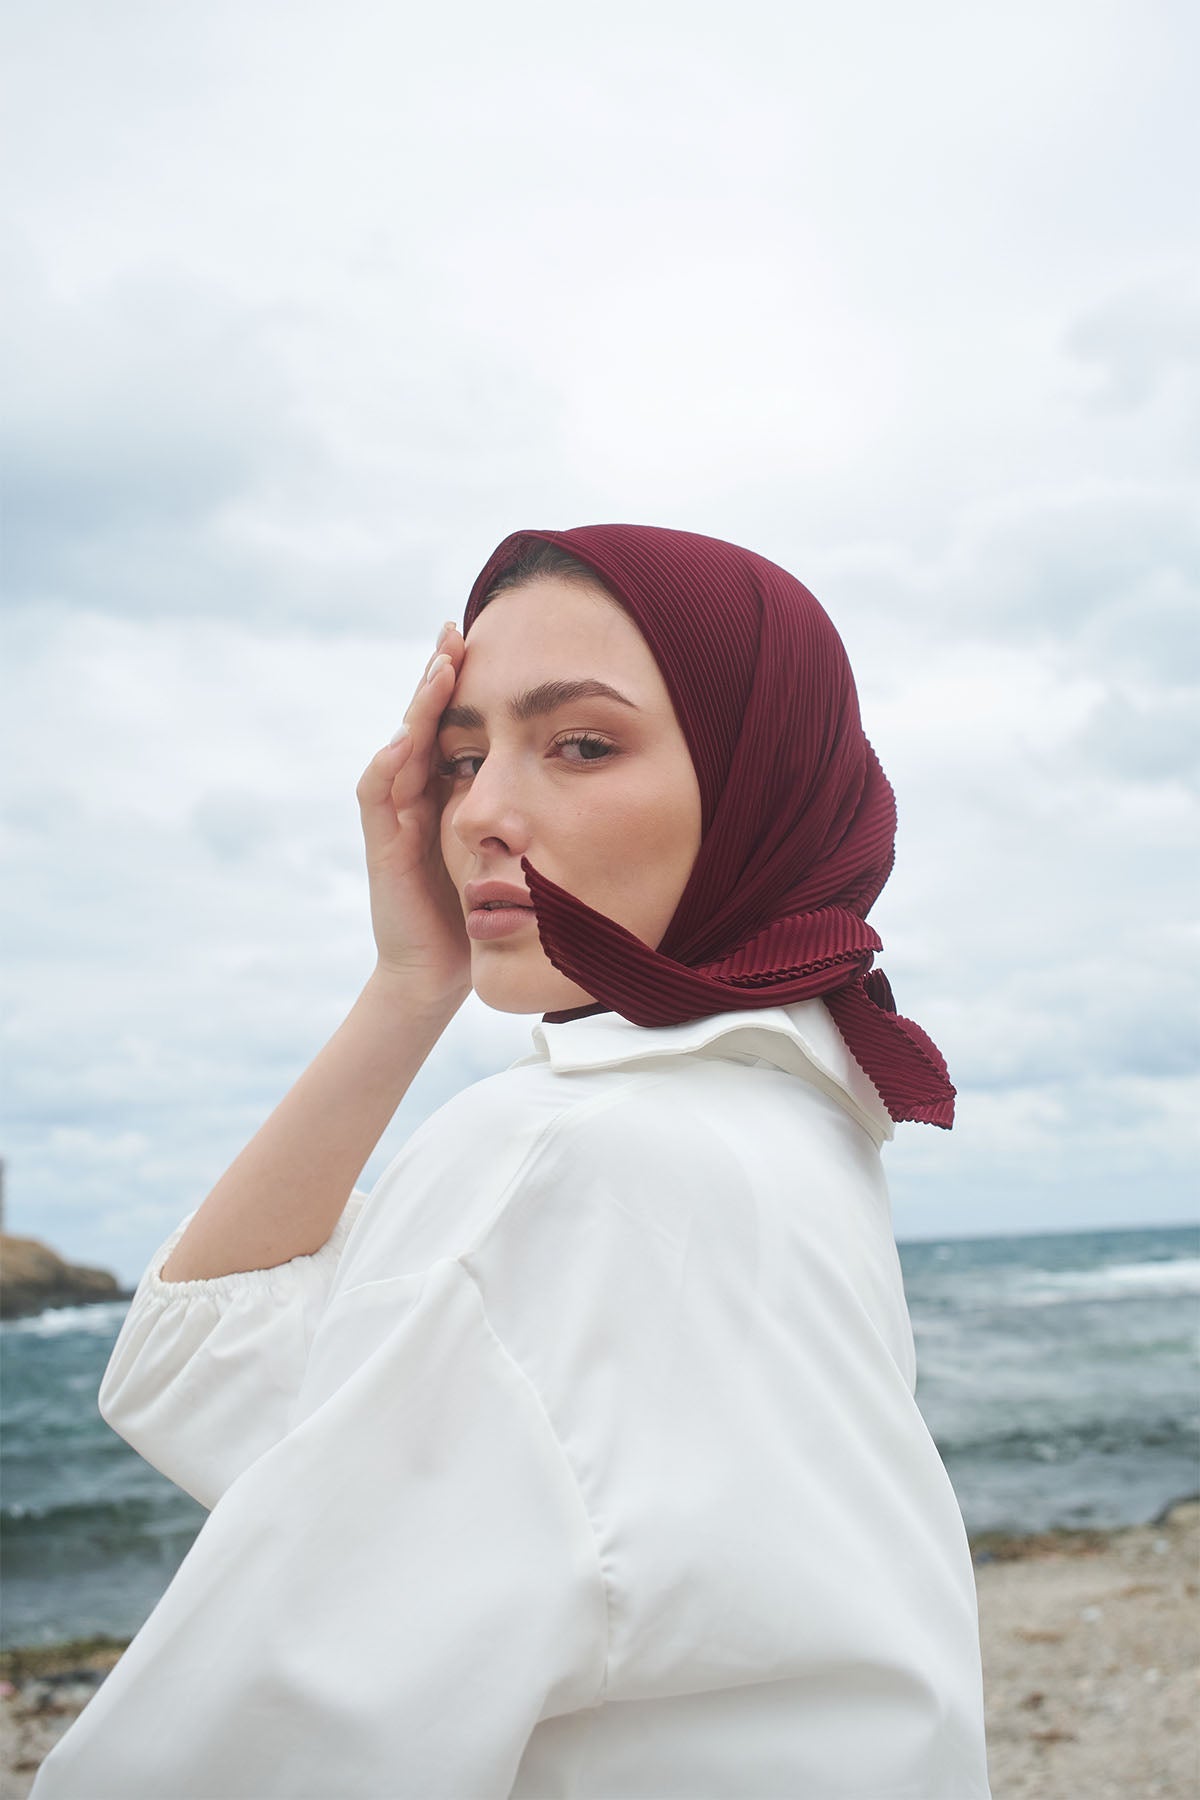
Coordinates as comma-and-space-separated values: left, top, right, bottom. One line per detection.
463, 878, 536, 940
466, 905, 535, 941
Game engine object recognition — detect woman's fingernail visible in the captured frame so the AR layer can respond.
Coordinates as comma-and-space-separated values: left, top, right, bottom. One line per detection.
426, 654, 451, 684
438, 620, 457, 645
388, 722, 411, 746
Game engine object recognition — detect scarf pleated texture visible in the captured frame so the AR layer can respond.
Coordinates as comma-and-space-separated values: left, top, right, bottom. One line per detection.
464, 524, 955, 1128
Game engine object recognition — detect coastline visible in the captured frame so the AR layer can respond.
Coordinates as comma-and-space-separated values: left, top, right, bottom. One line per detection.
2, 1502, 1196, 1798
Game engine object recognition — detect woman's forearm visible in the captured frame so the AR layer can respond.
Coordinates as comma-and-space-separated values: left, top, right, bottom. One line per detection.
158, 969, 465, 1281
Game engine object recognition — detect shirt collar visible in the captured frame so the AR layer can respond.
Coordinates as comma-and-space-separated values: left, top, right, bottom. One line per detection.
510, 999, 894, 1146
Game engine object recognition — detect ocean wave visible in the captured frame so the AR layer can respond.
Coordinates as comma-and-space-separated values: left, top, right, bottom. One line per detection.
1, 1302, 130, 1339
2, 1495, 175, 1530
0, 1495, 202, 1571
1017, 1258, 1200, 1305
935, 1412, 1199, 1463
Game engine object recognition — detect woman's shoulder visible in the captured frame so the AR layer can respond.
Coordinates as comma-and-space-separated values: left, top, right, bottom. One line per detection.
327, 1050, 738, 1294
333, 1009, 887, 1295
330, 1057, 646, 1290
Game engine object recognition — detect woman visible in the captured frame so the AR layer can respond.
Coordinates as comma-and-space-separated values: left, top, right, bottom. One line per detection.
32, 524, 991, 1798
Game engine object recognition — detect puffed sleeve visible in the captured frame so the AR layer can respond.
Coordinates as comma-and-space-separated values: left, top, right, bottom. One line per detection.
30, 1258, 608, 1800
97, 1190, 368, 1509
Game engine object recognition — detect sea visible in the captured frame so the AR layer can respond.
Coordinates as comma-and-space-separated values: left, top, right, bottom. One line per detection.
2, 1222, 1197, 1651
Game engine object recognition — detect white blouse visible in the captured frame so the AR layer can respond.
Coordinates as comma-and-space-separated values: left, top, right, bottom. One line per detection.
31, 1001, 991, 1800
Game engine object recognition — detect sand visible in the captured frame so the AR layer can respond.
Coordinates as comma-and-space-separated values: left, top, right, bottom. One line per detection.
973, 1498, 1199, 1799
2, 1500, 1197, 1799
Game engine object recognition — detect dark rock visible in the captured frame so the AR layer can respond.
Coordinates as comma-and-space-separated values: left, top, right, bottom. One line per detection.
0, 1234, 133, 1319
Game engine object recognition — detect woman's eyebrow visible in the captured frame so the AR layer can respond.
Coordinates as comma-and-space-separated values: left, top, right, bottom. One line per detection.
439, 678, 639, 732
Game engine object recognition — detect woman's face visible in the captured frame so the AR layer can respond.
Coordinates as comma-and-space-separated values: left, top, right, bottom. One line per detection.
438, 577, 703, 1014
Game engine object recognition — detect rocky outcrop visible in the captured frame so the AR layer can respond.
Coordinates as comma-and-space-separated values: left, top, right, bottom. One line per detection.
0, 1235, 131, 1320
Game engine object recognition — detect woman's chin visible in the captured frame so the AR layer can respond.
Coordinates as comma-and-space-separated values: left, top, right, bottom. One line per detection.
470, 947, 595, 1017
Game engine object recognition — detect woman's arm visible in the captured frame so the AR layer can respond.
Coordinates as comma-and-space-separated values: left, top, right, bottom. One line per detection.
35, 1261, 606, 1799
161, 622, 472, 1281
158, 972, 459, 1280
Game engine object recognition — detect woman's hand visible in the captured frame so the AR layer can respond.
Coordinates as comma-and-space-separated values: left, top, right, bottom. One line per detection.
356, 623, 472, 1007
160, 627, 471, 1283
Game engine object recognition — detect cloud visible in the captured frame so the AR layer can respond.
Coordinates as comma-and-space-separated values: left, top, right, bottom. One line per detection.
1, 242, 306, 596
1064, 275, 1200, 414
1073, 686, 1200, 788
886, 1069, 1199, 1240
815, 482, 1199, 674
0, 234, 572, 633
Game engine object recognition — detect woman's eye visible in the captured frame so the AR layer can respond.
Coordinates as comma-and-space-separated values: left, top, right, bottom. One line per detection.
435, 735, 616, 781
555, 733, 616, 765
434, 753, 483, 780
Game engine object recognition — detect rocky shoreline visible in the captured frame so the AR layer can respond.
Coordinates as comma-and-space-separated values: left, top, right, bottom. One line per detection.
0, 1234, 131, 1321
2, 1503, 1195, 1798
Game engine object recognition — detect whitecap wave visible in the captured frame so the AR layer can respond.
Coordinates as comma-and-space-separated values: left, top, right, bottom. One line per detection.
1, 1301, 130, 1338
1019, 1258, 1200, 1305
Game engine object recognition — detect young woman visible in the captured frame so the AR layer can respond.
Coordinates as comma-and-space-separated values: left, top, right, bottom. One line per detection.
32, 525, 991, 1799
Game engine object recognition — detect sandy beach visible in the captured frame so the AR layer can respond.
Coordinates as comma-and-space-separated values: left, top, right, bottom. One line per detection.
2, 1500, 1196, 1798
973, 1498, 1198, 1798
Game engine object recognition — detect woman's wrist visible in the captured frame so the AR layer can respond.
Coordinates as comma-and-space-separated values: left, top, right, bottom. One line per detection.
363, 959, 470, 1030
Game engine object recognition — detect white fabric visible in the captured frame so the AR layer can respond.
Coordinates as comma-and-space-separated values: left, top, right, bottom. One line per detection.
31, 1001, 991, 1799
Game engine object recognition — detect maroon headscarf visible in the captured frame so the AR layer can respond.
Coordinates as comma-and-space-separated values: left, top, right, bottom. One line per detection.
463, 523, 955, 1128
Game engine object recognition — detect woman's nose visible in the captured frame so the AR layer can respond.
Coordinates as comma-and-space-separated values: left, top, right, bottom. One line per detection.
447, 753, 531, 857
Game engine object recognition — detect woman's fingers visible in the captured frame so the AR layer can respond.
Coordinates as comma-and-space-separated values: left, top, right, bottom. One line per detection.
356, 625, 464, 861
398, 638, 460, 771
419, 622, 463, 682
356, 737, 416, 861
413, 624, 464, 718
407, 626, 465, 742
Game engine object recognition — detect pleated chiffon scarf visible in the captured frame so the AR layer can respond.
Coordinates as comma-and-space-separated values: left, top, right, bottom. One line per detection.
463, 524, 956, 1128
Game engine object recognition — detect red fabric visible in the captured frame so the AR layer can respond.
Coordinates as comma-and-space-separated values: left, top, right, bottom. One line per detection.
463, 524, 955, 1128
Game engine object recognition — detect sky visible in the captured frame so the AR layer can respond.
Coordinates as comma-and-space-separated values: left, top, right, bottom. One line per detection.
2, 0, 1197, 1285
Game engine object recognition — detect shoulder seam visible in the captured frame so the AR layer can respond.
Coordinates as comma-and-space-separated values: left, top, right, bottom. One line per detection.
456, 1260, 612, 1708
452, 1068, 669, 1267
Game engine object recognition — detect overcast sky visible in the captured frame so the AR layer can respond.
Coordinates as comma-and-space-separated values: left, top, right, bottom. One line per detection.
2, 0, 1196, 1284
